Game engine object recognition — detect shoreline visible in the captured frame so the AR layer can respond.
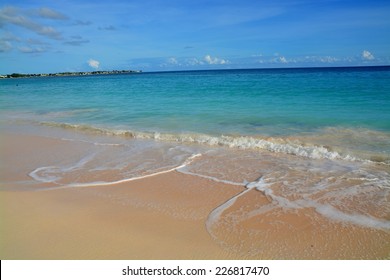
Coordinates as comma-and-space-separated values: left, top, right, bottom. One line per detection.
1, 129, 389, 259
2, 65, 389, 79
0, 70, 142, 79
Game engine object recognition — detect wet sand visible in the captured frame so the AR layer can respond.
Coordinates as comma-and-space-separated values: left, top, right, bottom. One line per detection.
1, 131, 389, 259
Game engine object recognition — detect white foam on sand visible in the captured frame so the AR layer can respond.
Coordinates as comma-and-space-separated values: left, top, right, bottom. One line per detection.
205, 174, 390, 240
30, 153, 203, 190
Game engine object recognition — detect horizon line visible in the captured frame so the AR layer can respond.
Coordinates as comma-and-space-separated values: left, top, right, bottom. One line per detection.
2, 64, 389, 77
143, 64, 390, 74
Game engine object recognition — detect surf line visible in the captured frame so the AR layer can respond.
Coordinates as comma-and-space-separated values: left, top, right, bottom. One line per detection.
33, 153, 202, 190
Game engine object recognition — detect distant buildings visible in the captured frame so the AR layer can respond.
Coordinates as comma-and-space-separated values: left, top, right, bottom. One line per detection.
0, 70, 142, 79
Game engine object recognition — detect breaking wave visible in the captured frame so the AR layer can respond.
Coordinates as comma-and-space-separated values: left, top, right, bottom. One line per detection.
40, 121, 389, 164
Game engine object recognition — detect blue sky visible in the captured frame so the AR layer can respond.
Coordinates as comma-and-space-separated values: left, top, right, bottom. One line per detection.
1, 0, 390, 73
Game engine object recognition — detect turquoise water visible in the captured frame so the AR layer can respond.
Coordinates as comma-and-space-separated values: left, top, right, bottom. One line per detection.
1, 67, 390, 133
1, 66, 390, 162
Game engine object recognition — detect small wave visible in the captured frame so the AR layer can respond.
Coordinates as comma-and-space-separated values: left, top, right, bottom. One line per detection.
29, 153, 202, 189
39, 121, 388, 163
62, 157, 199, 188
40, 122, 113, 135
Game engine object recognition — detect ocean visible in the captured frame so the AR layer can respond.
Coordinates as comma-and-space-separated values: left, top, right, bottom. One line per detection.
2, 67, 390, 160
1, 66, 390, 235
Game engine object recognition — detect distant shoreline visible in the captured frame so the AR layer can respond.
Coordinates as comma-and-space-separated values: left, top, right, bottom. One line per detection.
2, 65, 390, 79
0, 69, 142, 79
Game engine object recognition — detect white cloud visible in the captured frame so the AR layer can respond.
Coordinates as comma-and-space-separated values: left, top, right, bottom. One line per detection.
64, 37, 90, 46
204, 54, 228, 65
18, 46, 46, 53
279, 56, 287, 63
168, 57, 179, 65
362, 50, 374, 60
2, 32, 21, 42
0, 40, 12, 52
37, 7, 68, 20
302, 56, 339, 63
0, 6, 62, 40
27, 38, 48, 45
184, 55, 228, 66
159, 57, 181, 67
270, 56, 288, 63
88, 59, 100, 69
319, 56, 339, 63
260, 54, 347, 65
186, 58, 204, 66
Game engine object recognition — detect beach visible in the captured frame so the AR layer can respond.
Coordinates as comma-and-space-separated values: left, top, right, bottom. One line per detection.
1, 129, 389, 259
1, 68, 390, 259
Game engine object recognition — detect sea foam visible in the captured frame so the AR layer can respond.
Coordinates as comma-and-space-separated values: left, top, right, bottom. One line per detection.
39, 121, 385, 164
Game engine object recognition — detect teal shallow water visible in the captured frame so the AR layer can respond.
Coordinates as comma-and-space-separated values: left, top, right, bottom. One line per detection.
1, 66, 390, 162
1, 67, 390, 133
